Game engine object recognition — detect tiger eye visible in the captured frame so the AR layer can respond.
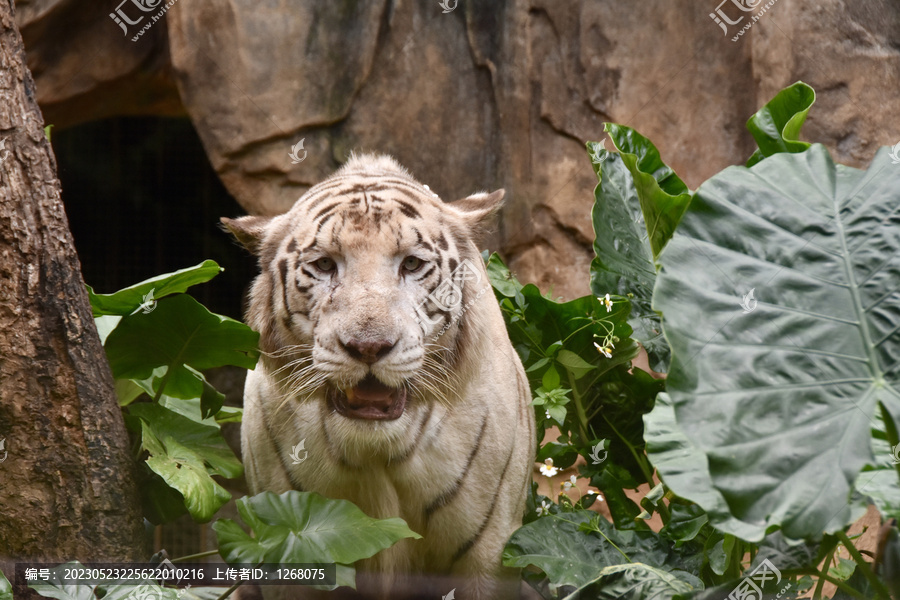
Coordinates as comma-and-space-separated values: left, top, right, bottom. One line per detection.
315, 256, 335, 272
402, 256, 422, 272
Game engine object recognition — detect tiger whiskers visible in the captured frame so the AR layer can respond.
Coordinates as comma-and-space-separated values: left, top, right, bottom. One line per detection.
280, 361, 328, 401
268, 359, 329, 438
410, 345, 460, 408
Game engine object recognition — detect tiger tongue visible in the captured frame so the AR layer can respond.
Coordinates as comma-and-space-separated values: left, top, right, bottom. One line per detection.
346, 375, 395, 409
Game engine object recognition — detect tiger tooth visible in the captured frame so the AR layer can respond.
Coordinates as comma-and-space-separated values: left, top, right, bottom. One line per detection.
345, 388, 355, 402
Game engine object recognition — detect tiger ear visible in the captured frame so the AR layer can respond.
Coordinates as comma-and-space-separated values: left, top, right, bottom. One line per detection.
220, 215, 271, 255
450, 189, 505, 224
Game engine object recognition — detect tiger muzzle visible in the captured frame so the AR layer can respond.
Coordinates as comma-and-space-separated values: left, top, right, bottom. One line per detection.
327, 374, 408, 420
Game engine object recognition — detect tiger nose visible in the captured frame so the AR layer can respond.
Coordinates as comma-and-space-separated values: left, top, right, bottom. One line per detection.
341, 338, 396, 364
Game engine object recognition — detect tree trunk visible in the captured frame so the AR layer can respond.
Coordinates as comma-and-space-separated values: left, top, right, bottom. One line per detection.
0, 0, 145, 589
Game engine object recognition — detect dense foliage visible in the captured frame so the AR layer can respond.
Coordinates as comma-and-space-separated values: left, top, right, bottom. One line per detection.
500, 81, 900, 599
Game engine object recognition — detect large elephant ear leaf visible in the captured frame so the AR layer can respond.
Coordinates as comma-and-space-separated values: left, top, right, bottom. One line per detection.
651, 144, 900, 542
745, 81, 815, 167
588, 143, 669, 372
603, 123, 692, 259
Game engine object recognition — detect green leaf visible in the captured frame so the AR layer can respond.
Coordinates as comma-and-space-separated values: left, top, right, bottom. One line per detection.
875, 521, 900, 600
105, 294, 259, 399
199, 376, 225, 419
651, 144, 900, 542
130, 402, 241, 478
526, 357, 551, 373
831, 568, 877, 600
141, 422, 231, 523
214, 491, 420, 590
504, 513, 628, 590
129, 402, 241, 522
586, 367, 665, 484
640, 482, 667, 516
828, 557, 857, 581
504, 510, 702, 593
590, 466, 643, 530
113, 378, 144, 406
536, 441, 581, 470
556, 349, 597, 380
88, 260, 222, 316
0, 570, 11, 600
546, 404, 567, 427
158, 395, 242, 427
746, 81, 815, 167
140, 466, 189, 524
706, 536, 728, 576
644, 393, 761, 541
663, 503, 708, 544
486, 254, 522, 298
214, 405, 243, 424
754, 531, 821, 573
588, 143, 669, 372
542, 365, 561, 390
158, 396, 217, 429
27, 563, 95, 600
603, 123, 692, 259
858, 414, 900, 522
562, 563, 696, 600
94, 315, 122, 345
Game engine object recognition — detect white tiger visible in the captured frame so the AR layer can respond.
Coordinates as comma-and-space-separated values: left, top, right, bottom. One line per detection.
222, 154, 535, 599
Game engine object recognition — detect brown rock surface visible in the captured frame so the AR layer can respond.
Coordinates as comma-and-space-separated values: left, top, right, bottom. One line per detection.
15, 0, 183, 128
16, 0, 900, 300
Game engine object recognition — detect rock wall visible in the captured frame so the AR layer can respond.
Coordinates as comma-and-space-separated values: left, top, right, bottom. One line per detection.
16, 0, 900, 299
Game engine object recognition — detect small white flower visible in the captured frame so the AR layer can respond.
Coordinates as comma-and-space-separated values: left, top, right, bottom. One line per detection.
539, 458, 559, 477
600, 293, 613, 312
535, 500, 551, 516
562, 475, 577, 491
545, 410, 552, 420
586, 490, 604, 501
593, 341, 614, 358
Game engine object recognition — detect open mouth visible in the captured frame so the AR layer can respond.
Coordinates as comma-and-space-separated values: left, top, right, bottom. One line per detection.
326, 374, 408, 421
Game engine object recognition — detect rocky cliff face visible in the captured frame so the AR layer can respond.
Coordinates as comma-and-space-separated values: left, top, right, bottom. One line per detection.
16, 0, 900, 299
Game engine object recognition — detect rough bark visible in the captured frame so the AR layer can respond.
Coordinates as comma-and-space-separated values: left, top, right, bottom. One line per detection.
0, 0, 145, 589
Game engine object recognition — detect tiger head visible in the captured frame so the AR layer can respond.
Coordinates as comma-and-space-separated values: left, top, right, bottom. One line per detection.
223, 154, 504, 425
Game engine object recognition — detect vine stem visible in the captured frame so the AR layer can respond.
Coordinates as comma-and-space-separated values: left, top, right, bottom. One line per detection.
787, 568, 872, 600
816, 573, 871, 600
813, 546, 836, 599
835, 530, 891, 599
565, 369, 590, 446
